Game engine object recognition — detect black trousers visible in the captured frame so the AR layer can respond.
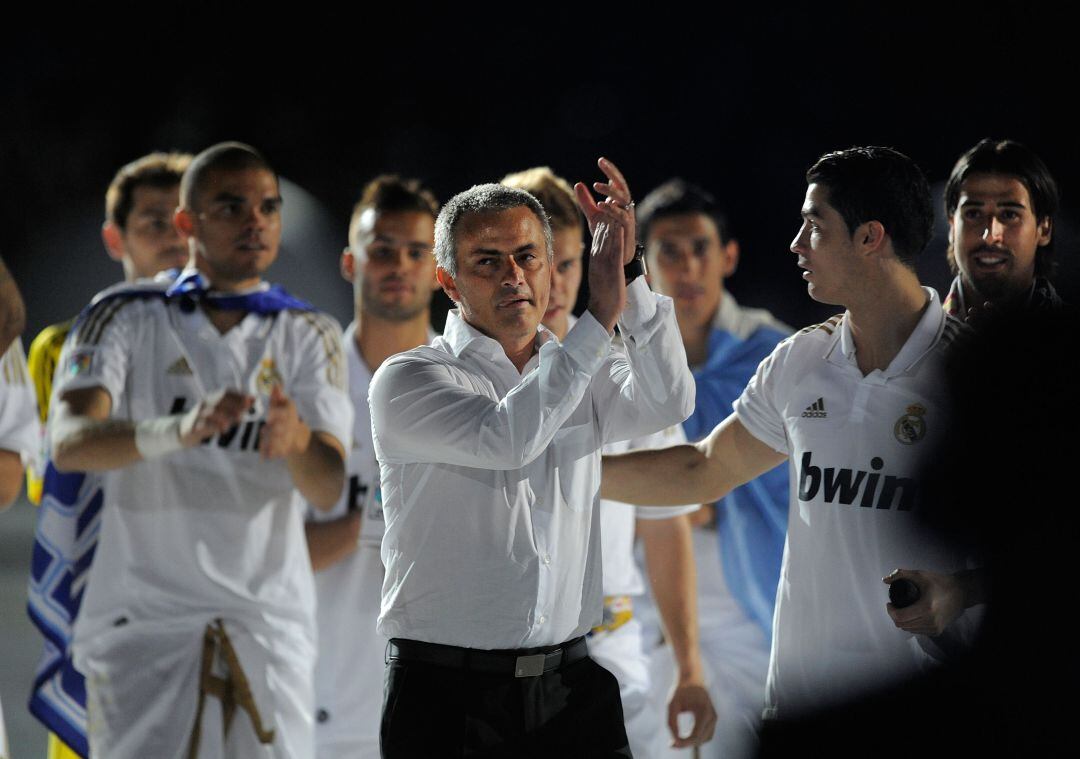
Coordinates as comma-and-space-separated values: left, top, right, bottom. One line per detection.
380, 642, 632, 758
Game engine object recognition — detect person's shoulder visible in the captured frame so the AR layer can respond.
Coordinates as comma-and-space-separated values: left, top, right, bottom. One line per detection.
284, 307, 344, 336
733, 302, 794, 342
382, 343, 452, 371
742, 313, 842, 383
773, 313, 844, 357
938, 313, 970, 350
71, 280, 169, 345
372, 343, 458, 390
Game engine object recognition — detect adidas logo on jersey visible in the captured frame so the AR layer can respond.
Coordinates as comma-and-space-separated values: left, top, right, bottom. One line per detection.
802, 398, 826, 418
167, 357, 193, 376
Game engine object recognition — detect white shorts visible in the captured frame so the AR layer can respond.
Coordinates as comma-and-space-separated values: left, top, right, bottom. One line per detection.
78, 618, 314, 759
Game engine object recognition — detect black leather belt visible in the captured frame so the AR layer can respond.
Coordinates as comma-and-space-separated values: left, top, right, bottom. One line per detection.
387, 636, 588, 678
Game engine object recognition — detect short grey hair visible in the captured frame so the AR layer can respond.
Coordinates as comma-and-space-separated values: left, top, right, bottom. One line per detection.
434, 183, 554, 276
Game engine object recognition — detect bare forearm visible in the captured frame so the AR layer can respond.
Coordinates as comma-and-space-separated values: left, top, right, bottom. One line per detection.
305, 512, 361, 571
287, 430, 345, 510
603, 443, 724, 506
640, 516, 704, 681
0, 450, 23, 508
52, 417, 142, 472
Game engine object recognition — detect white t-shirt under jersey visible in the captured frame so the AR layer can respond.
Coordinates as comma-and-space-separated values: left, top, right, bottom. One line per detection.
53, 282, 352, 656
734, 288, 967, 718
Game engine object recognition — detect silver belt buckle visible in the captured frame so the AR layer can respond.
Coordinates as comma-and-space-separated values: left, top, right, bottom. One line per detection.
514, 653, 546, 678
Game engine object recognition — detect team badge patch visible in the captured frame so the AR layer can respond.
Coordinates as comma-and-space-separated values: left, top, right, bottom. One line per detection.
893, 404, 926, 445
256, 357, 283, 394
69, 350, 93, 377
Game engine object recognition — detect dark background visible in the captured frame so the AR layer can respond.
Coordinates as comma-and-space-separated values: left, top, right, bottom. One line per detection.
3, 10, 1077, 338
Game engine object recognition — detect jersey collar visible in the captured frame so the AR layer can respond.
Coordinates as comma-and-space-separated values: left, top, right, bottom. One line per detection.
832, 286, 945, 379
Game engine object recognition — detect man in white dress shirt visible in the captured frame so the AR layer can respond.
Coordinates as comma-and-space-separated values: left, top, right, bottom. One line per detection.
501, 166, 716, 755
370, 159, 695, 756
305, 175, 439, 758
603, 147, 984, 721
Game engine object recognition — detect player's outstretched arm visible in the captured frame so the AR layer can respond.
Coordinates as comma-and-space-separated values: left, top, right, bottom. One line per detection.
638, 515, 717, 747
261, 384, 345, 510
602, 413, 787, 506
52, 386, 253, 472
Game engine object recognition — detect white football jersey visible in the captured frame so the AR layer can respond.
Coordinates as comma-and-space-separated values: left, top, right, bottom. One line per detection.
307, 323, 434, 755
734, 288, 967, 718
0, 338, 39, 462
52, 282, 352, 655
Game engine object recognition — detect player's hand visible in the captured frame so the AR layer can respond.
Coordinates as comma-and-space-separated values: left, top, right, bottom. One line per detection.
260, 384, 312, 459
667, 681, 717, 748
884, 568, 965, 636
574, 157, 637, 264
179, 389, 253, 447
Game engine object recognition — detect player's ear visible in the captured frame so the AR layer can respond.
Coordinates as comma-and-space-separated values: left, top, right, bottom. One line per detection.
341, 247, 356, 283
101, 221, 124, 262
1037, 215, 1052, 247
174, 207, 195, 239
721, 239, 740, 277
860, 221, 886, 254
436, 267, 460, 303
429, 254, 441, 292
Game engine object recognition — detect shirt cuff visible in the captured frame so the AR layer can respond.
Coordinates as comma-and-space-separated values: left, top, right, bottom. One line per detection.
634, 502, 701, 520
618, 277, 658, 333
561, 309, 613, 375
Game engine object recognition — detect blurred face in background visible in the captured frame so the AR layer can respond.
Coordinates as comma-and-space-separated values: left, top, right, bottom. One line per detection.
345, 208, 437, 321
103, 183, 187, 281
542, 225, 584, 339
646, 212, 738, 332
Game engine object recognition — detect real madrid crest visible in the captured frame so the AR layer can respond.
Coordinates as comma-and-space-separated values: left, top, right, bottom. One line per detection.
256, 357, 283, 394
893, 403, 926, 445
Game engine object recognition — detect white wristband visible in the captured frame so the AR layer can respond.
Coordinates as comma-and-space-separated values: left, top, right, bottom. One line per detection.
134, 415, 185, 460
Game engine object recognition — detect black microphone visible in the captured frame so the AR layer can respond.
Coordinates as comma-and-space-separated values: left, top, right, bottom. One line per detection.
888, 578, 921, 608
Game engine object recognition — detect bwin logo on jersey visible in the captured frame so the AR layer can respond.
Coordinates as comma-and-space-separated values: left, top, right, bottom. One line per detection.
797, 451, 917, 510
171, 396, 266, 452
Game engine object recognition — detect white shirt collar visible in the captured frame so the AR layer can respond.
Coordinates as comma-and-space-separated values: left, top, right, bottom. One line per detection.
442, 308, 554, 366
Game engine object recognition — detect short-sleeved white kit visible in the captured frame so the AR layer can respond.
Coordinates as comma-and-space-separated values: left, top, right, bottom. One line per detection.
734, 288, 966, 718
53, 281, 352, 757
